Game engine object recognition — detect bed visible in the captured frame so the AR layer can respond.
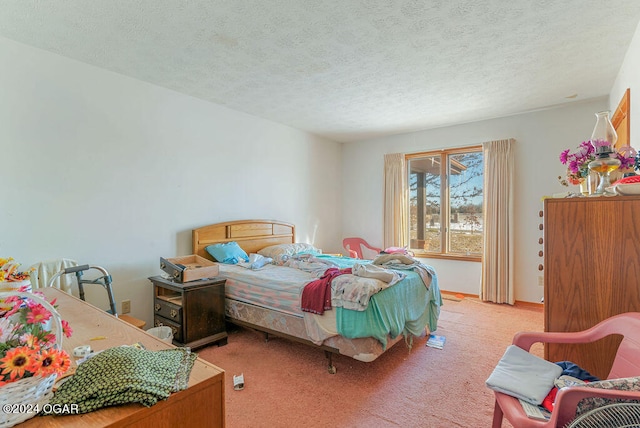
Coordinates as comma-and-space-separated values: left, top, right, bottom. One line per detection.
192, 219, 442, 372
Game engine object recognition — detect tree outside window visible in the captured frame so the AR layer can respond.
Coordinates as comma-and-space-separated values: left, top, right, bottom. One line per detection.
407, 147, 483, 260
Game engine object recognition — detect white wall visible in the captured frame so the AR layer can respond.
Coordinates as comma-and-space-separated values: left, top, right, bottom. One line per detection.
610, 20, 640, 148
0, 37, 343, 326
341, 99, 608, 302
4, 15, 639, 318
341, 20, 640, 304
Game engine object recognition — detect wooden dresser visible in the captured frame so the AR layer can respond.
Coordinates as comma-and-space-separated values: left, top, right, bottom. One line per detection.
18, 288, 225, 427
543, 196, 640, 379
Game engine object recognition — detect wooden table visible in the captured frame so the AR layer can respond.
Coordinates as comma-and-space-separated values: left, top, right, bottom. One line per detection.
16, 288, 225, 427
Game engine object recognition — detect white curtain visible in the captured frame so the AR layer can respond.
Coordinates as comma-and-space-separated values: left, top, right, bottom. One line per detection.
480, 139, 515, 304
383, 153, 408, 248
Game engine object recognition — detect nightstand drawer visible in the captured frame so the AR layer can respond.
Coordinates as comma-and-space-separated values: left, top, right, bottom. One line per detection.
154, 315, 182, 343
154, 299, 182, 322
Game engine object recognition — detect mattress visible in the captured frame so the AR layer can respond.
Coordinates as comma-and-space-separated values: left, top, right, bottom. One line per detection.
219, 263, 311, 316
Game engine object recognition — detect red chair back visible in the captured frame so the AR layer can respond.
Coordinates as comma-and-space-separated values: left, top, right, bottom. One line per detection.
603, 312, 640, 379
342, 237, 381, 259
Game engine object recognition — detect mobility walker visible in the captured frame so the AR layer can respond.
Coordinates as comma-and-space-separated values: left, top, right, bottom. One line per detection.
48, 264, 145, 328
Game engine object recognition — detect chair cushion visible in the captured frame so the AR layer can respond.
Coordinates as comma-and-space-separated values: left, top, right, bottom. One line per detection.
486, 345, 562, 405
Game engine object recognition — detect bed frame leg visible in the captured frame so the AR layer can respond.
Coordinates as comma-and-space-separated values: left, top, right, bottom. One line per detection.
324, 350, 337, 374
264, 332, 269, 342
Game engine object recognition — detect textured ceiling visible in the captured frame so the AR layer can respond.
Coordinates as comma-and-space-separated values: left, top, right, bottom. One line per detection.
1, 1, 640, 142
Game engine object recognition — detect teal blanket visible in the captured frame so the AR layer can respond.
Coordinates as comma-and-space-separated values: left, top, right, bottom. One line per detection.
318, 255, 442, 349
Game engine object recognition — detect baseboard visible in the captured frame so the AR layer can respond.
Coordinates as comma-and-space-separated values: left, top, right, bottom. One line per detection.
514, 300, 544, 309
441, 291, 475, 299
440, 291, 544, 308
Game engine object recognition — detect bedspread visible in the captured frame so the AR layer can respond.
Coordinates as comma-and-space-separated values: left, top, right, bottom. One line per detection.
336, 268, 441, 349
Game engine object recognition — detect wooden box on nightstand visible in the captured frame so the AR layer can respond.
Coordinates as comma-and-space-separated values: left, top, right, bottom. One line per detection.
149, 275, 227, 349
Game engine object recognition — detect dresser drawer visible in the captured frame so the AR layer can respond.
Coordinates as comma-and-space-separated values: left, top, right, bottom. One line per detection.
154, 315, 183, 343
154, 299, 182, 322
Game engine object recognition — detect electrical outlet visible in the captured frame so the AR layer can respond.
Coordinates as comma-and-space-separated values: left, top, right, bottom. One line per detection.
121, 300, 131, 314
538, 276, 544, 287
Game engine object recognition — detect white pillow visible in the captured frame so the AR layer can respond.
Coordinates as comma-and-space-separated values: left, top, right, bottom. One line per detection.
486, 345, 562, 405
257, 243, 321, 264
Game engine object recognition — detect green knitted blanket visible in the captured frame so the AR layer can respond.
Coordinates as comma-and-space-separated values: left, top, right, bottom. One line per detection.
44, 346, 197, 414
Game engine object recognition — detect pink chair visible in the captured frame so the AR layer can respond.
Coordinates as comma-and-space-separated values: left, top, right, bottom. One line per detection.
491, 312, 640, 427
342, 237, 381, 259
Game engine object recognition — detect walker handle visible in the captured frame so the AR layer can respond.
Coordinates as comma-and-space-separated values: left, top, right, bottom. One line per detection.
64, 264, 90, 274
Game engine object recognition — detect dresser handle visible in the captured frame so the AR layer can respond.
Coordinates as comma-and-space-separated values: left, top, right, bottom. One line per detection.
539, 224, 543, 230
538, 264, 544, 271
155, 303, 161, 312
170, 309, 178, 318
538, 251, 543, 257
539, 210, 543, 217
539, 238, 543, 245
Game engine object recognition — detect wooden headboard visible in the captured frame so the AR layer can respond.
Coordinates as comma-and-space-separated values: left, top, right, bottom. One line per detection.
192, 219, 295, 260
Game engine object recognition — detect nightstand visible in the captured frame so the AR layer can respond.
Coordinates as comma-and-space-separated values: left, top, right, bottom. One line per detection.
149, 275, 227, 349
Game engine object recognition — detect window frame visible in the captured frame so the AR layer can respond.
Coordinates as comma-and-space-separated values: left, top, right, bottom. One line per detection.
406, 146, 483, 262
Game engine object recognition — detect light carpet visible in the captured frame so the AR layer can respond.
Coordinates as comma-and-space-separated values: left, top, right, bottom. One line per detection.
198, 298, 543, 427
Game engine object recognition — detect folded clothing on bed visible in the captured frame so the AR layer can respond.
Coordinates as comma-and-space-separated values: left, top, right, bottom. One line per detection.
485, 345, 563, 405
283, 255, 338, 277
352, 263, 405, 286
372, 254, 434, 289
331, 264, 405, 311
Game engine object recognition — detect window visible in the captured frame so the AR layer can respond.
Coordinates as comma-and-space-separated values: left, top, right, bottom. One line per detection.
406, 147, 483, 260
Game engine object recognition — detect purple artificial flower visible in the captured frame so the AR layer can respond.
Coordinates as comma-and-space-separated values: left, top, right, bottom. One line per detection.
618, 153, 635, 170
580, 140, 594, 151
569, 159, 580, 174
